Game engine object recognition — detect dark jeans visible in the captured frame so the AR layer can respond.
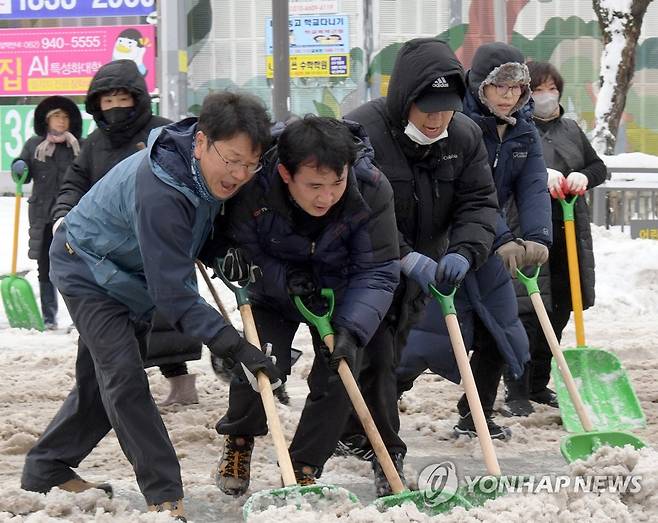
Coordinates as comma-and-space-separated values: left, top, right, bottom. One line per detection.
37, 225, 57, 324
215, 306, 359, 471
22, 240, 183, 504
340, 316, 407, 457
457, 317, 505, 418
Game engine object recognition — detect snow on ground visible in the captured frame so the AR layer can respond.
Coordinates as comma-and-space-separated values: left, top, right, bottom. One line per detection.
0, 195, 657, 522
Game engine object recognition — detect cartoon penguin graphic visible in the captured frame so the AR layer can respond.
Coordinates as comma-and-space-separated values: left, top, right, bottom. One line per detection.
112, 28, 149, 76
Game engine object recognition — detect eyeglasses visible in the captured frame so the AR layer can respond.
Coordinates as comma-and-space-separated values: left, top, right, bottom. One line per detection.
211, 142, 262, 175
492, 84, 523, 97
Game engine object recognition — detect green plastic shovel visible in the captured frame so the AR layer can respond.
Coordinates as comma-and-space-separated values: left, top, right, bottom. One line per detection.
552, 196, 645, 433
296, 288, 476, 516
517, 268, 645, 463
1, 161, 44, 331
212, 268, 359, 519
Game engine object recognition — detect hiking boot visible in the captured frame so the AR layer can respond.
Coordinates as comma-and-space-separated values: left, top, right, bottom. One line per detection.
530, 387, 559, 408
292, 461, 319, 486
453, 413, 512, 440
500, 398, 535, 417
334, 434, 375, 461
148, 499, 186, 521
57, 476, 113, 497
215, 435, 254, 496
273, 383, 290, 405
372, 452, 406, 497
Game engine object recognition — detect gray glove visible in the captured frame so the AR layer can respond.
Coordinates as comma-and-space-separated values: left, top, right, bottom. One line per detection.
522, 240, 549, 266
495, 239, 526, 276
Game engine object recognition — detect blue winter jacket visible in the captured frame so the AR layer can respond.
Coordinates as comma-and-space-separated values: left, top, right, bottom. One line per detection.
222, 121, 400, 346
462, 89, 552, 249
52, 118, 228, 344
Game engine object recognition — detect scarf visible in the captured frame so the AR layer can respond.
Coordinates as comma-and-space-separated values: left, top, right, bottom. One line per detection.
34, 131, 81, 162
190, 139, 224, 204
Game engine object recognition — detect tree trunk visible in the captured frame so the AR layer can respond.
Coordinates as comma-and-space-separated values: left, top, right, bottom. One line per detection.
592, 0, 653, 155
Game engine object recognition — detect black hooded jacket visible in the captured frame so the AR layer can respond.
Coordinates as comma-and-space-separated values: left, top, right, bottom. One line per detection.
52, 59, 170, 220
345, 38, 498, 337
13, 96, 83, 259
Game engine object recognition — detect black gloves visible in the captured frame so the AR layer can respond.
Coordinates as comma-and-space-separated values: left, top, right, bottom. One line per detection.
215, 248, 262, 283
286, 267, 316, 297
209, 326, 282, 390
328, 326, 359, 371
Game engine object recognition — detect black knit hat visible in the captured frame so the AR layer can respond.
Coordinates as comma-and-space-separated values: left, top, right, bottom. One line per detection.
34, 95, 83, 139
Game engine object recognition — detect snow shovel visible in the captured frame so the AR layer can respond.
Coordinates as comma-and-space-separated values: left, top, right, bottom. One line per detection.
1, 160, 44, 331
426, 284, 506, 508
517, 267, 645, 463
296, 289, 475, 516
212, 267, 358, 519
552, 196, 645, 432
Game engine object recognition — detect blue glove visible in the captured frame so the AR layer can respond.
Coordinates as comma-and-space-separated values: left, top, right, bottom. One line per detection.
12, 160, 27, 176
401, 252, 438, 294
436, 253, 470, 286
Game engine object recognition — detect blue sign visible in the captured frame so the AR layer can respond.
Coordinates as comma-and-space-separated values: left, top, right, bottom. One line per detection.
265, 14, 349, 56
0, 0, 155, 20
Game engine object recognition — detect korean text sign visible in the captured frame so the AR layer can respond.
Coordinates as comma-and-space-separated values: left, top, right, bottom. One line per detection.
0, 0, 155, 20
0, 24, 155, 96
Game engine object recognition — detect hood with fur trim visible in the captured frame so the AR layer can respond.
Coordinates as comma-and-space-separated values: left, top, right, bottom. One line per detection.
467, 42, 530, 125
34, 95, 83, 139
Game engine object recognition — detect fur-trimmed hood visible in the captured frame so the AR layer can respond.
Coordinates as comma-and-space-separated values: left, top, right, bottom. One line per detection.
34, 95, 83, 139
467, 42, 530, 125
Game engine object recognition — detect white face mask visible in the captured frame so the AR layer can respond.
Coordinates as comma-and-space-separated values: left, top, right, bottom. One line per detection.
532, 92, 560, 119
403, 120, 448, 145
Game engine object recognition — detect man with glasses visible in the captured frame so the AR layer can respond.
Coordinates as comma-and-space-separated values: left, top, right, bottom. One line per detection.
21, 92, 282, 520
204, 115, 400, 496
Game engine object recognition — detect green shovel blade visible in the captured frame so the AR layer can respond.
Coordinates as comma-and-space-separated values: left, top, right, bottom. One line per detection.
242, 483, 359, 519
551, 347, 646, 433
560, 430, 646, 463
1, 276, 44, 331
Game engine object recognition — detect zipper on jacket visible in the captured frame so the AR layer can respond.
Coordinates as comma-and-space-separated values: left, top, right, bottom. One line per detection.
310, 241, 316, 255
493, 143, 501, 169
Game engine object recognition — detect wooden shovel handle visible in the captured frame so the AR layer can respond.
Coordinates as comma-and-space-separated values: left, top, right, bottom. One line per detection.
444, 314, 501, 476
529, 293, 594, 432
324, 333, 406, 494
239, 304, 297, 486
195, 260, 233, 325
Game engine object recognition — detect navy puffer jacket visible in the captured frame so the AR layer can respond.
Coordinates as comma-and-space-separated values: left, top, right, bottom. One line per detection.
223, 121, 400, 346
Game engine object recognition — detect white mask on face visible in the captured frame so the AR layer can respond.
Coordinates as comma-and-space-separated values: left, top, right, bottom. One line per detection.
532, 92, 560, 119
403, 120, 448, 145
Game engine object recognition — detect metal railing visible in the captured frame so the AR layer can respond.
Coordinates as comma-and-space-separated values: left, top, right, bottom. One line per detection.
590, 167, 658, 231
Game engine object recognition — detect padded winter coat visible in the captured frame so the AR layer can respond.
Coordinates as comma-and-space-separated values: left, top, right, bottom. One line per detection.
219, 120, 400, 346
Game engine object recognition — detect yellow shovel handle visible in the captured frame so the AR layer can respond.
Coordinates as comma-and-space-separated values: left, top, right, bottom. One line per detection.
564, 220, 586, 347
11, 193, 21, 275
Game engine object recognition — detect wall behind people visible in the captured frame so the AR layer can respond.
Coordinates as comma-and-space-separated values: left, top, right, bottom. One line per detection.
186, 0, 658, 154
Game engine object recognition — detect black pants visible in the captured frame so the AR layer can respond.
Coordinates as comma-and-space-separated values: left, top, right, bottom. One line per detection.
21, 288, 183, 504
159, 362, 189, 378
457, 317, 505, 418
215, 306, 360, 471
340, 316, 407, 457
517, 307, 571, 394
37, 225, 57, 324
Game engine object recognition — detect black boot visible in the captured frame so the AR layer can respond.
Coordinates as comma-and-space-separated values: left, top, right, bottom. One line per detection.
39, 281, 58, 329
372, 452, 406, 497
501, 364, 534, 417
